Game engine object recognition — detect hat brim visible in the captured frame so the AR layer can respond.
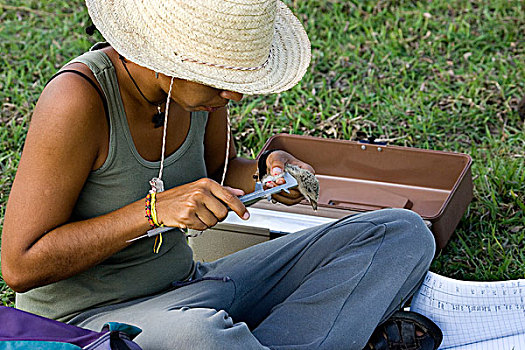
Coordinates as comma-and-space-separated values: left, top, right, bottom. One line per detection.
86, 1, 311, 95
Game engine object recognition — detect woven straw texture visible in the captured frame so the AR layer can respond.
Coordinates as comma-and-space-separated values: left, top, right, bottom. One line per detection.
86, 0, 311, 95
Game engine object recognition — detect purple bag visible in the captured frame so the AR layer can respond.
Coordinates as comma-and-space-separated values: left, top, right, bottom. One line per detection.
0, 306, 143, 349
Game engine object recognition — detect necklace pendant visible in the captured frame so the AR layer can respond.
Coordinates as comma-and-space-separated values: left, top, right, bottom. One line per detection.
149, 177, 165, 193
152, 111, 165, 128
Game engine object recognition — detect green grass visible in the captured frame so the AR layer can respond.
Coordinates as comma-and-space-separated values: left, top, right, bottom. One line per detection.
1, 0, 524, 307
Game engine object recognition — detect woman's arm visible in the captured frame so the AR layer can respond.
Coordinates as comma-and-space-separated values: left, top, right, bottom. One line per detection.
1, 74, 152, 292
1, 77, 247, 293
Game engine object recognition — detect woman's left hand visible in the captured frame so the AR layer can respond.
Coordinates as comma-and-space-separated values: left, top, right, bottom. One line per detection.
263, 150, 315, 206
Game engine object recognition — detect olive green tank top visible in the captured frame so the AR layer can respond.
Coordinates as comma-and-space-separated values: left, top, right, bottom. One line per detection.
16, 48, 208, 322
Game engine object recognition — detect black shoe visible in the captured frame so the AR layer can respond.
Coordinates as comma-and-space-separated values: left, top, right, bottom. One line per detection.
364, 311, 443, 350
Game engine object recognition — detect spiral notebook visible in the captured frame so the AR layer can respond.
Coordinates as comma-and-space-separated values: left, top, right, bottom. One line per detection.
411, 272, 525, 349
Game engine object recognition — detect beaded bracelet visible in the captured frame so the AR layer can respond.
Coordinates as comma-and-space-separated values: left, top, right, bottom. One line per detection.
145, 191, 164, 253
145, 192, 164, 228
151, 193, 163, 228
145, 192, 156, 228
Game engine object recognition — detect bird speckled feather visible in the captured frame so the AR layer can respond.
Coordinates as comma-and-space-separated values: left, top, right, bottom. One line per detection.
262, 164, 320, 211
284, 164, 319, 211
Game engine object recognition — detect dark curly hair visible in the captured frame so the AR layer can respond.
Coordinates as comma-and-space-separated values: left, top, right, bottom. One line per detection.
85, 23, 97, 36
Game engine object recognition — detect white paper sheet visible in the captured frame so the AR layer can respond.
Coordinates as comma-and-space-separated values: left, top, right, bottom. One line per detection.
411, 272, 525, 350
222, 207, 337, 233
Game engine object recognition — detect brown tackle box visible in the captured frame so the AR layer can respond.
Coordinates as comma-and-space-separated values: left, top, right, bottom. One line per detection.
188, 134, 473, 261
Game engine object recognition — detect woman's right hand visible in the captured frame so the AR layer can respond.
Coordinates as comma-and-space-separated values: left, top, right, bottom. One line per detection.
155, 178, 249, 231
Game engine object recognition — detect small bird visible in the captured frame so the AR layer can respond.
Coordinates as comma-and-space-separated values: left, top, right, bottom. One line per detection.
284, 164, 319, 211
262, 164, 319, 211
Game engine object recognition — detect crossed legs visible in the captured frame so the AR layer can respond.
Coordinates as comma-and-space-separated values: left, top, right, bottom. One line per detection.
72, 209, 435, 349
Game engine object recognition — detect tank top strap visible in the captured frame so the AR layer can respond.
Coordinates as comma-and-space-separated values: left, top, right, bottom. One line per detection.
65, 48, 127, 132
62, 47, 130, 173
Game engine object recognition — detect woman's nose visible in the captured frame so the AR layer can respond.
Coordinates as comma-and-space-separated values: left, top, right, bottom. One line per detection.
220, 91, 244, 102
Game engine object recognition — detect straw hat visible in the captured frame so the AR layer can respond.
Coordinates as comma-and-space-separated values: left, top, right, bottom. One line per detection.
85, 0, 311, 95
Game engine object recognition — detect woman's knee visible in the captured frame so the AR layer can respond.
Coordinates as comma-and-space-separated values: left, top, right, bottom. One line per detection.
358, 209, 435, 257
386, 208, 436, 260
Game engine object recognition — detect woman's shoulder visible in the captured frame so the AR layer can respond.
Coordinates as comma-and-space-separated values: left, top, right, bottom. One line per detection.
38, 64, 106, 127
39, 44, 114, 123
30, 64, 109, 168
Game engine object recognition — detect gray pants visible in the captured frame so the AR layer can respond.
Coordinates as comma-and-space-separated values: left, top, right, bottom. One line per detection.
70, 209, 435, 349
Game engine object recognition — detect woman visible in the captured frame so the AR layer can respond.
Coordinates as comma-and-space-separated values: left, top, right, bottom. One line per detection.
1, 0, 441, 349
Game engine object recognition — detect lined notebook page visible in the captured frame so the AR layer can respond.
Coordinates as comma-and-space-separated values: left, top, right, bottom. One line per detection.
411, 272, 525, 349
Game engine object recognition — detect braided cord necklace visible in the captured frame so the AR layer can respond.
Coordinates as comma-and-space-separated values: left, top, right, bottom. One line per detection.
119, 55, 166, 128
118, 54, 175, 251
148, 76, 175, 252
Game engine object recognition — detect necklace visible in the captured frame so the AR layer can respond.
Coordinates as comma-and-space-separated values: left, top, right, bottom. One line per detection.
119, 55, 166, 128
